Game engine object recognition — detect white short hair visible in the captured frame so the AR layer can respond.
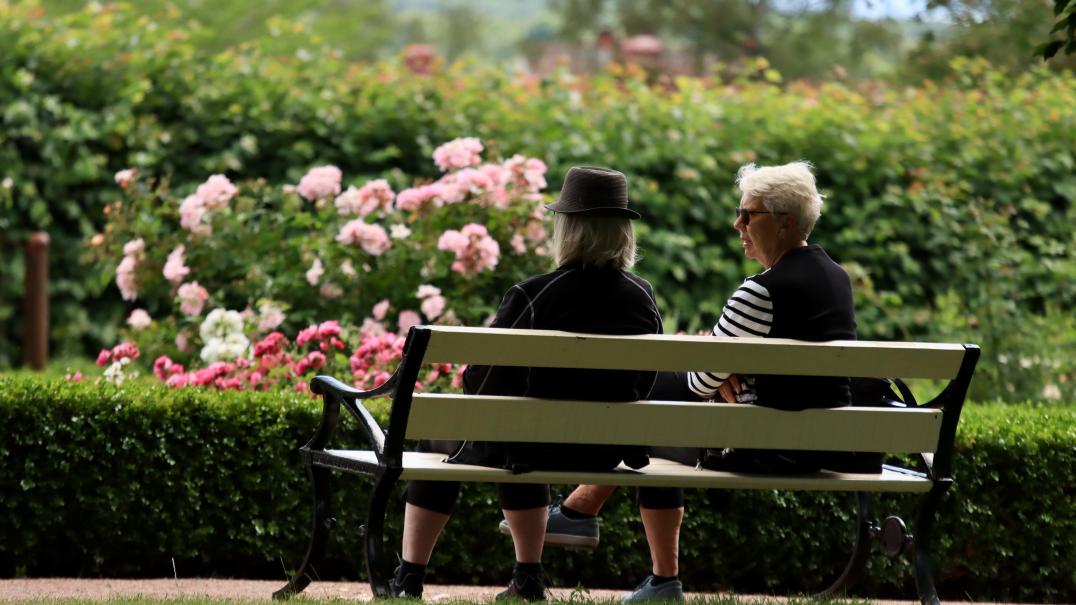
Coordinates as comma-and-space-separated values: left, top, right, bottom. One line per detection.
552, 213, 636, 270
736, 161, 825, 239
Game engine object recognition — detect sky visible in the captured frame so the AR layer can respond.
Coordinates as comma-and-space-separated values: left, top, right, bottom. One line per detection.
851, 0, 938, 20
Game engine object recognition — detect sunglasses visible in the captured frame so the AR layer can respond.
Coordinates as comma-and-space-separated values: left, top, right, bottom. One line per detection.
734, 208, 788, 225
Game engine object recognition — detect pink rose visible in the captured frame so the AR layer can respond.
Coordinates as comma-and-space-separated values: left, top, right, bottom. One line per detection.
336, 220, 391, 256
163, 245, 190, 284
123, 239, 145, 257
297, 165, 342, 202
177, 281, 209, 316
114, 168, 137, 189
115, 255, 139, 301
295, 325, 318, 347
336, 179, 395, 217
175, 330, 191, 352
96, 349, 112, 367
195, 174, 238, 210
110, 341, 140, 361
437, 223, 500, 275
416, 284, 441, 299
372, 299, 390, 321
179, 194, 209, 234
395, 183, 460, 211
504, 155, 549, 194
510, 233, 527, 254
433, 137, 483, 172
127, 309, 152, 330
397, 310, 422, 334
360, 317, 386, 338
420, 295, 446, 320
436, 229, 469, 254
306, 258, 324, 286
257, 303, 286, 332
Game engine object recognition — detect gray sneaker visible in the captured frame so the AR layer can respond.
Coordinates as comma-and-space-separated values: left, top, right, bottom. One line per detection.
620, 575, 685, 602
497, 501, 600, 549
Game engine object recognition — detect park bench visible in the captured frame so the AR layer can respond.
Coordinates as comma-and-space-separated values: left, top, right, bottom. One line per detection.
275, 325, 979, 605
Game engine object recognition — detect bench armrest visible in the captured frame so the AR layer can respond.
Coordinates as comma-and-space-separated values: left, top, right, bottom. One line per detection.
302, 372, 399, 460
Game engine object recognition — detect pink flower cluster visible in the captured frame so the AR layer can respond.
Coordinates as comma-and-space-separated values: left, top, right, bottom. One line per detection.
391, 148, 548, 213
177, 281, 209, 316
336, 220, 392, 256
153, 355, 185, 381
115, 238, 144, 300
196, 174, 240, 210
179, 174, 239, 235
163, 245, 190, 284
416, 284, 446, 320
503, 155, 548, 194
295, 320, 347, 353
335, 180, 395, 217
394, 182, 462, 212
437, 223, 501, 275
433, 137, 483, 172
127, 309, 152, 330
349, 333, 406, 390
97, 341, 141, 367
297, 165, 342, 202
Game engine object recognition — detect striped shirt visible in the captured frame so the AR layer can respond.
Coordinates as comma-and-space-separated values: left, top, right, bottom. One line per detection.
687, 278, 773, 399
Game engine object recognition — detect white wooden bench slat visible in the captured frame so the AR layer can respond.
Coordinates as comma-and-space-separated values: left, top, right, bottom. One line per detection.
403, 394, 944, 453
420, 326, 967, 380
324, 450, 934, 493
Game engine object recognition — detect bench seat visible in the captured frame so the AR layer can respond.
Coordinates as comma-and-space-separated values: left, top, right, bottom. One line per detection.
314, 451, 933, 493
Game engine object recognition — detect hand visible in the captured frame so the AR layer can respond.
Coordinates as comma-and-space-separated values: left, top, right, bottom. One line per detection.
717, 374, 742, 403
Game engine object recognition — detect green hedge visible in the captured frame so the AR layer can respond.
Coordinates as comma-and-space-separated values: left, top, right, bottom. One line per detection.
2, 3, 1075, 402
1, 375, 1073, 601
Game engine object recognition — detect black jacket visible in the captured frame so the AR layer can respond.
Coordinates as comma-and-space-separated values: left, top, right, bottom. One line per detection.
451, 262, 663, 471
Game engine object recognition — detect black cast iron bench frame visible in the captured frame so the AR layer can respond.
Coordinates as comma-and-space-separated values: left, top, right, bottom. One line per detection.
274, 325, 979, 605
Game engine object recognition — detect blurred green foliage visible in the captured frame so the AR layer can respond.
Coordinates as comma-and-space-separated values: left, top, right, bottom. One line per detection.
1, 2, 1074, 402
1, 374, 1073, 600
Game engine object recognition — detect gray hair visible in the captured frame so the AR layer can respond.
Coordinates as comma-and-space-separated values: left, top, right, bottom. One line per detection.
552, 213, 637, 270
736, 161, 825, 239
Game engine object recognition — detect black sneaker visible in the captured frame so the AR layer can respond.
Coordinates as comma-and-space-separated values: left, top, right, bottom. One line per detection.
495, 568, 550, 602
391, 565, 424, 599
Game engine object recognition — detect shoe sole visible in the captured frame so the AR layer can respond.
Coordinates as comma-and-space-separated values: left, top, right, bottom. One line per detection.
498, 523, 599, 549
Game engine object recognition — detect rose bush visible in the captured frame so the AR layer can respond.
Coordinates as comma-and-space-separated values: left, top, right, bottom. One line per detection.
87, 139, 552, 389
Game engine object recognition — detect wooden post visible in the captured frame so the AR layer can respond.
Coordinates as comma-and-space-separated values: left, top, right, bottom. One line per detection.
24, 232, 49, 370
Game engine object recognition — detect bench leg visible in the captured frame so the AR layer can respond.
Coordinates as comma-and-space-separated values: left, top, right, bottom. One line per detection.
912, 484, 949, 605
274, 465, 335, 600
365, 468, 402, 598
815, 492, 875, 598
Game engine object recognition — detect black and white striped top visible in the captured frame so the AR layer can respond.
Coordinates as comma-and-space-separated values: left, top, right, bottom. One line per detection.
687, 279, 773, 399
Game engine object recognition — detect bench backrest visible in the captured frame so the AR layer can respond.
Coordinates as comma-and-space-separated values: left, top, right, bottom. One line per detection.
384, 326, 978, 466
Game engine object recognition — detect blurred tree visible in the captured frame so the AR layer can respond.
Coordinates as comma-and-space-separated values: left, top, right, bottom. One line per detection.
549, 0, 905, 80
911, 0, 1076, 74
440, 3, 486, 62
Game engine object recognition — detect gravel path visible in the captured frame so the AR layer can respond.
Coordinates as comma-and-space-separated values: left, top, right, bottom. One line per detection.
0, 579, 928, 603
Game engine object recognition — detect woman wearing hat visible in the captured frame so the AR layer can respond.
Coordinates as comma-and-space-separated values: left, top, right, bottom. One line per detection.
391, 166, 664, 601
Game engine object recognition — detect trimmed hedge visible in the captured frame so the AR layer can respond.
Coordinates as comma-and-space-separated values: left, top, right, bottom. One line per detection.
1, 375, 1073, 601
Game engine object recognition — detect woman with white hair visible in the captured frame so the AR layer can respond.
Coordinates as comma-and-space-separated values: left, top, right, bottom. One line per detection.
392, 166, 664, 602
531, 162, 857, 602
620, 160, 857, 601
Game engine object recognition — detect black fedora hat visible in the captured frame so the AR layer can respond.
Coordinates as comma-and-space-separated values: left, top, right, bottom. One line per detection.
544, 166, 640, 219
